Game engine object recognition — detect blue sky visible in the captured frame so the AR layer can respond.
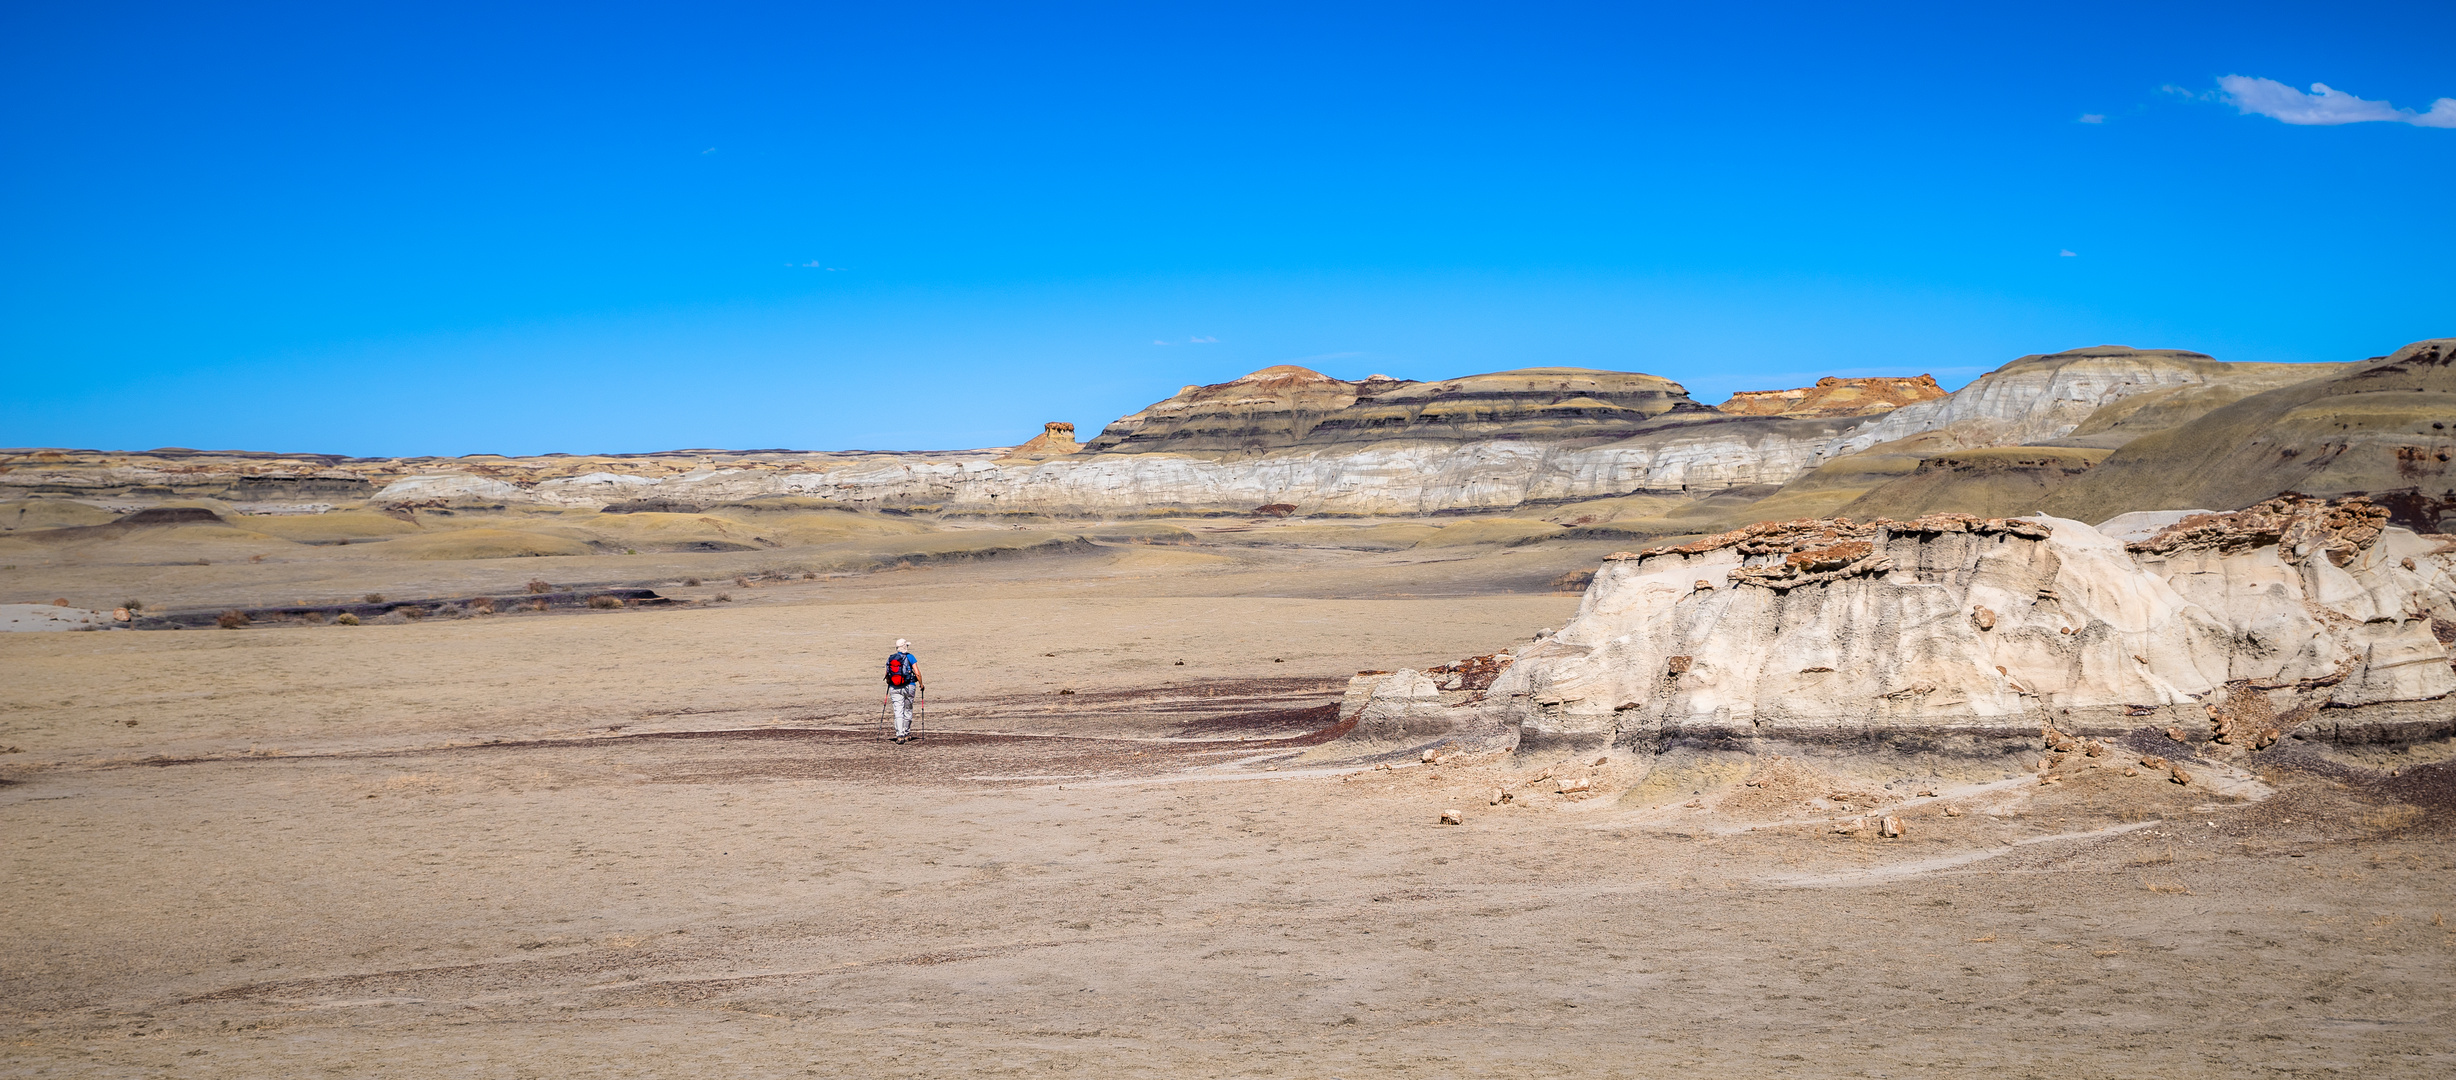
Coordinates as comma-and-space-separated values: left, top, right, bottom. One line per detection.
5, 1, 2452, 456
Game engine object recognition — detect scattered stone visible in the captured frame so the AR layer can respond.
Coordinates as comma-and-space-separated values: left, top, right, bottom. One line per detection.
1943, 806, 1964, 817
2252, 727, 2280, 750
1556, 777, 1591, 795
1682, 799, 1703, 808
1915, 788, 1935, 798
2169, 765, 2192, 786
2124, 767, 2139, 777
1971, 606, 1997, 631
1878, 815, 1904, 838
1833, 816, 1867, 835
1490, 789, 1510, 806
1439, 809, 1464, 826
1421, 749, 1443, 764
1666, 655, 1693, 675
2139, 754, 2169, 770
2166, 727, 2189, 743
1590, 755, 1609, 766
1694, 579, 1713, 591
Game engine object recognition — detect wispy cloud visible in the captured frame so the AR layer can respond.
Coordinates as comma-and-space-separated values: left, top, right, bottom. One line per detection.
2216, 75, 2456, 128
2059, 249, 2078, 257
1189, 335, 1218, 344
2077, 113, 2105, 124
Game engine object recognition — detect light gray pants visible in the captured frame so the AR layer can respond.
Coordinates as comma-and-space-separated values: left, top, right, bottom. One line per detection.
889, 686, 917, 737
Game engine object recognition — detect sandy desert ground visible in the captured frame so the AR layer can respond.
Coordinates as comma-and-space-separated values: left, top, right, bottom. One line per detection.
4, 522, 2453, 1078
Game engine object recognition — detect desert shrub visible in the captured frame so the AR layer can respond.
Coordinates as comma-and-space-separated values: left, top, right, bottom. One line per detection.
335, 612, 360, 626
526, 579, 551, 594
587, 594, 623, 609
121, 598, 144, 612
51, 597, 69, 607
1253, 503, 1297, 517
216, 610, 251, 629
734, 575, 751, 587
713, 592, 732, 603
683, 577, 702, 587
402, 606, 427, 620
528, 598, 548, 611
471, 597, 497, 614
625, 548, 638, 555
802, 571, 816, 580
1551, 569, 1597, 593
363, 593, 385, 604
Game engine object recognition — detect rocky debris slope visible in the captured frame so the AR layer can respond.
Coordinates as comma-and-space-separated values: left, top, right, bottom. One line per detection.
2043, 338, 2456, 530
1346, 498, 2455, 757
1717, 375, 1945, 419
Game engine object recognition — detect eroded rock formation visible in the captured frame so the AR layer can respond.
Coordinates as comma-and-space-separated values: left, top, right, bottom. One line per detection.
1347, 499, 2456, 755
998, 422, 1082, 462
1717, 375, 1945, 419
1, 341, 2414, 520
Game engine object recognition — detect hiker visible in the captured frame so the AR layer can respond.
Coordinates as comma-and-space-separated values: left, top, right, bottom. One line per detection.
884, 638, 924, 743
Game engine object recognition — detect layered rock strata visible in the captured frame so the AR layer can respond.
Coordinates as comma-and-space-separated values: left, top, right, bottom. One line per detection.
1717, 375, 1945, 419
0, 344, 2382, 517
1347, 499, 2456, 755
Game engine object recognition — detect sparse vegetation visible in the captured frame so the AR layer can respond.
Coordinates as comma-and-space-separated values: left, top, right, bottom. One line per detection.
713, 592, 732, 602
121, 598, 143, 612
684, 577, 702, 587
335, 613, 360, 626
526, 579, 551, 594
471, 597, 497, 614
587, 594, 623, 609
50, 597, 69, 607
363, 593, 385, 604
1551, 569, 1596, 593
216, 609, 251, 629
734, 575, 751, 587
402, 606, 427, 620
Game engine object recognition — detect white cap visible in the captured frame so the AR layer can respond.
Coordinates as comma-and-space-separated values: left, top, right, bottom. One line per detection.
894, 638, 910, 649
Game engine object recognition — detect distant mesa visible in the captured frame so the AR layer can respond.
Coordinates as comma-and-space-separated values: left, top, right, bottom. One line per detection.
1082, 364, 1708, 455
1717, 375, 1945, 419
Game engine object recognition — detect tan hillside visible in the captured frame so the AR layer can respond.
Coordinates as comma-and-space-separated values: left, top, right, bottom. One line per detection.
2042, 338, 2456, 528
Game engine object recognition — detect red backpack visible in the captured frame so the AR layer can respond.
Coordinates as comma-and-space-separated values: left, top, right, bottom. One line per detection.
886, 652, 916, 688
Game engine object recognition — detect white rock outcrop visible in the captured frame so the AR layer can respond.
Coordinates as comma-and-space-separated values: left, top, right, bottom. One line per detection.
1471, 499, 2456, 753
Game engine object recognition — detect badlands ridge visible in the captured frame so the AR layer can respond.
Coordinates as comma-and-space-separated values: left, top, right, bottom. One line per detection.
14, 339, 2450, 528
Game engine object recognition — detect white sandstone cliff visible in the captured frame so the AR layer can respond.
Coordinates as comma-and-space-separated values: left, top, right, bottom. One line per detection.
1348, 498, 2456, 754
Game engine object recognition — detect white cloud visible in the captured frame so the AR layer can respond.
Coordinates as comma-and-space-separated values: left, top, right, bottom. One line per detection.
1189, 336, 1218, 344
1152, 339, 1173, 346
2077, 113, 2105, 124
2059, 249, 2078, 257
2218, 75, 2456, 128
